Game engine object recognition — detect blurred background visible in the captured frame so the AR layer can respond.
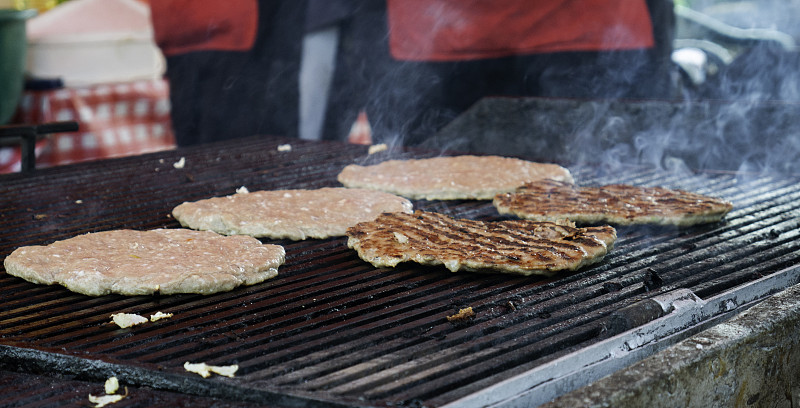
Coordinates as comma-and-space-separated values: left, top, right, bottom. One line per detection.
0, 0, 798, 173
0, 0, 171, 173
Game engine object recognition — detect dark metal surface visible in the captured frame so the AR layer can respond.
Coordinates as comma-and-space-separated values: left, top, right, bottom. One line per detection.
0, 369, 263, 408
1, 135, 799, 407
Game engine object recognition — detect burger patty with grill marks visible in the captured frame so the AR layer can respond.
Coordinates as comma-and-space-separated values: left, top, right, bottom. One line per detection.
493, 180, 734, 226
346, 211, 616, 276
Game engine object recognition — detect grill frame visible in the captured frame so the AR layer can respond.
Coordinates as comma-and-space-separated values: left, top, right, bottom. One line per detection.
2, 135, 799, 407
0, 367, 266, 408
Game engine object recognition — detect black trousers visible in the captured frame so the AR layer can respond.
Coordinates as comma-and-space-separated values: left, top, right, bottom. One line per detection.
321, 0, 675, 145
164, 1, 306, 147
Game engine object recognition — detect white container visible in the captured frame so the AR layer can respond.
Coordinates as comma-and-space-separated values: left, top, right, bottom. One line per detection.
25, 0, 164, 86
27, 31, 164, 86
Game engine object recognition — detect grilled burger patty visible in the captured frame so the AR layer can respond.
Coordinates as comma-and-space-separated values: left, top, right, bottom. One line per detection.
346, 211, 616, 276
337, 155, 574, 200
494, 179, 734, 226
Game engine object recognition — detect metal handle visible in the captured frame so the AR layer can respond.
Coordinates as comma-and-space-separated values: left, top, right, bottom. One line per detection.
0, 121, 79, 172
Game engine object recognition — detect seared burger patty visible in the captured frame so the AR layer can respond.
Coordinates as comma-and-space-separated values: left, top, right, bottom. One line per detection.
337, 155, 574, 200
346, 210, 616, 276
494, 180, 734, 226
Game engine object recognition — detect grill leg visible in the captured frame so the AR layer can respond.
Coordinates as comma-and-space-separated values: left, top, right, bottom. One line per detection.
20, 132, 36, 173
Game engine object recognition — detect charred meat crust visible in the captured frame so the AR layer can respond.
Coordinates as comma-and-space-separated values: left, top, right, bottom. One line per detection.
493, 179, 733, 226
346, 210, 616, 276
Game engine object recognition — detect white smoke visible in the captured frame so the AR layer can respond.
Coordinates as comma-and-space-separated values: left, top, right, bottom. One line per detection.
409, 2, 800, 179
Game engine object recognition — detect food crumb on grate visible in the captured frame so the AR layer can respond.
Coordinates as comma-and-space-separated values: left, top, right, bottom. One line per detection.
368, 143, 387, 154
88, 377, 127, 407
150, 311, 173, 322
446, 307, 476, 323
104, 377, 119, 394
88, 393, 126, 407
184, 362, 239, 378
110, 313, 148, 328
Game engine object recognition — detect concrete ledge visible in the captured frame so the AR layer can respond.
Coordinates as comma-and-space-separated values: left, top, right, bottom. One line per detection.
543, 283, 800, 407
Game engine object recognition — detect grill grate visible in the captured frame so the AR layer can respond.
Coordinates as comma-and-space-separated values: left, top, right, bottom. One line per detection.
1, 136, 799, 407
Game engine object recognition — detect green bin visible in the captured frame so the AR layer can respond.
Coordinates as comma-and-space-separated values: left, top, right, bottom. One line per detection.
0, 8, 36, 125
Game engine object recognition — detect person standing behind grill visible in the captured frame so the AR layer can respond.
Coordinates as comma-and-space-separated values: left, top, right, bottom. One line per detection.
149, 0, 674, 146
149, 0, 306, 146
319, 0, 675, 145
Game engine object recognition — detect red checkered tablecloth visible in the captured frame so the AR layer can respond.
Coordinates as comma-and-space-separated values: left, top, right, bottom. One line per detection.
0, 78, 176, 173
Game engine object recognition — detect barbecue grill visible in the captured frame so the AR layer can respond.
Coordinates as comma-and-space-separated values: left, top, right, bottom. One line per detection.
1, 102, 800, 406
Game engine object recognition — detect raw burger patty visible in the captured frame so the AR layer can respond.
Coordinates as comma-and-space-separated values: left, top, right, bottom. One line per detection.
494, 179, 734, 226
337, 155, 574, 200
172, 188, 413, 240
346, 210, 616, 276
3, 229, 285, 296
